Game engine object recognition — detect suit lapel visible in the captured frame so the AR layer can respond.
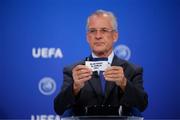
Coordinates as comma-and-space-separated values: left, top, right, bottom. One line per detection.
105, 55, 126, 99
88, 72, 101, 93
88, 73, 104, 104
80, 58, 103, 102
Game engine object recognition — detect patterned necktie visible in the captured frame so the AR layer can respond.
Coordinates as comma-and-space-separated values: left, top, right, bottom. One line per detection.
99, 71, 106, 95
89, 57, 108, 95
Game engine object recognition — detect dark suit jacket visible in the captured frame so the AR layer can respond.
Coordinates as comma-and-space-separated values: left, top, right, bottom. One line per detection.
54, 55, 148, 116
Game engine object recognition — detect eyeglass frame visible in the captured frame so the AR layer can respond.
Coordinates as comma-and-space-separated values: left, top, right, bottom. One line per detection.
87, 27, 116, 35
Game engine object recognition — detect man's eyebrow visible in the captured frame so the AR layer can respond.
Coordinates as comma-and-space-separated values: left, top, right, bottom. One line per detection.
88, 27, 110, 29
88, 28, 96, 29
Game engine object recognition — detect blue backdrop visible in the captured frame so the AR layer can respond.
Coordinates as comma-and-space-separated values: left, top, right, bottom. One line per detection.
1, 0, 180, 119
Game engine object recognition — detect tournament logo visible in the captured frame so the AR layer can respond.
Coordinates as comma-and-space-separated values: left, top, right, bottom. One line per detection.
32, 48, 63, 59
38, 77, 56, 95
114, 44, 131, 60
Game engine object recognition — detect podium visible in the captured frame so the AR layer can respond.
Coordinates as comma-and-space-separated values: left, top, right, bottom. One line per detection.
60, 105, 143, 120
61, 116, 143, 120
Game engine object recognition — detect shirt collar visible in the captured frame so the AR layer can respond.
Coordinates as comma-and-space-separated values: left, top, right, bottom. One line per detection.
91, 51, 114, 65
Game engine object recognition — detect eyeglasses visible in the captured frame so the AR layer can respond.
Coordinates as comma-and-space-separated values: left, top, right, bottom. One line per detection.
87, 28, 115, 35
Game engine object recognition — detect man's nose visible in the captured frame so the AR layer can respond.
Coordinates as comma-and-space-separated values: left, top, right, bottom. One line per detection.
95, 30, 102, 40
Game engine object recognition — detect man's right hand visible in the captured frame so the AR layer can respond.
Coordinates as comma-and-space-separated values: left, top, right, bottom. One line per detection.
72, 65, 92, 95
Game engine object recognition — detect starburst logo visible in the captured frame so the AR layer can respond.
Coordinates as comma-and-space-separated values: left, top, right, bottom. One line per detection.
114, 44, 131, 60
38, 77, 56, 95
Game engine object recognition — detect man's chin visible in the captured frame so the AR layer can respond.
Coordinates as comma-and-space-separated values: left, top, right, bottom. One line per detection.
93, 50, 107, 56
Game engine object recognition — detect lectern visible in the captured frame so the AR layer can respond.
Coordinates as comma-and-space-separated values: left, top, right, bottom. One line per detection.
61, 116, 143, 120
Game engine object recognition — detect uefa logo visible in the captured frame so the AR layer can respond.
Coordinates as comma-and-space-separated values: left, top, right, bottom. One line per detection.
114, 44, 131, 60
38, 77, 56, 95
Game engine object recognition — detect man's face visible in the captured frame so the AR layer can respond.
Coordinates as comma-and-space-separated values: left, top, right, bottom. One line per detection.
87, 14, 118, 57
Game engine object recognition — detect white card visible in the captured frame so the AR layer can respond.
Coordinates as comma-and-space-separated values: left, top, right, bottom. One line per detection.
85, 61, 110, 71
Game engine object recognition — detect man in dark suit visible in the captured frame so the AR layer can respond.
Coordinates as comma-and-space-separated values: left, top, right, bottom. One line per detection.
54, 9, 148, 116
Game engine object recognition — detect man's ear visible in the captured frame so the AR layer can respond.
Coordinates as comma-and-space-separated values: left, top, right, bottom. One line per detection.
113, 32, 118, 43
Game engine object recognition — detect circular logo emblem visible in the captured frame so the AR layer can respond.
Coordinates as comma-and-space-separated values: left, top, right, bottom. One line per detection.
114, 44, 131, 60
38, 77, 56, 95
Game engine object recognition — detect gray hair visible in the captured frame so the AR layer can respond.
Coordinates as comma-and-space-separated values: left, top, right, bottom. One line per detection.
86, 9, 118, 31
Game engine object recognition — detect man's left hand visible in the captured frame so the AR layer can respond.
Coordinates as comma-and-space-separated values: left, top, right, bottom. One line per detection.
104, 66, 127, 91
